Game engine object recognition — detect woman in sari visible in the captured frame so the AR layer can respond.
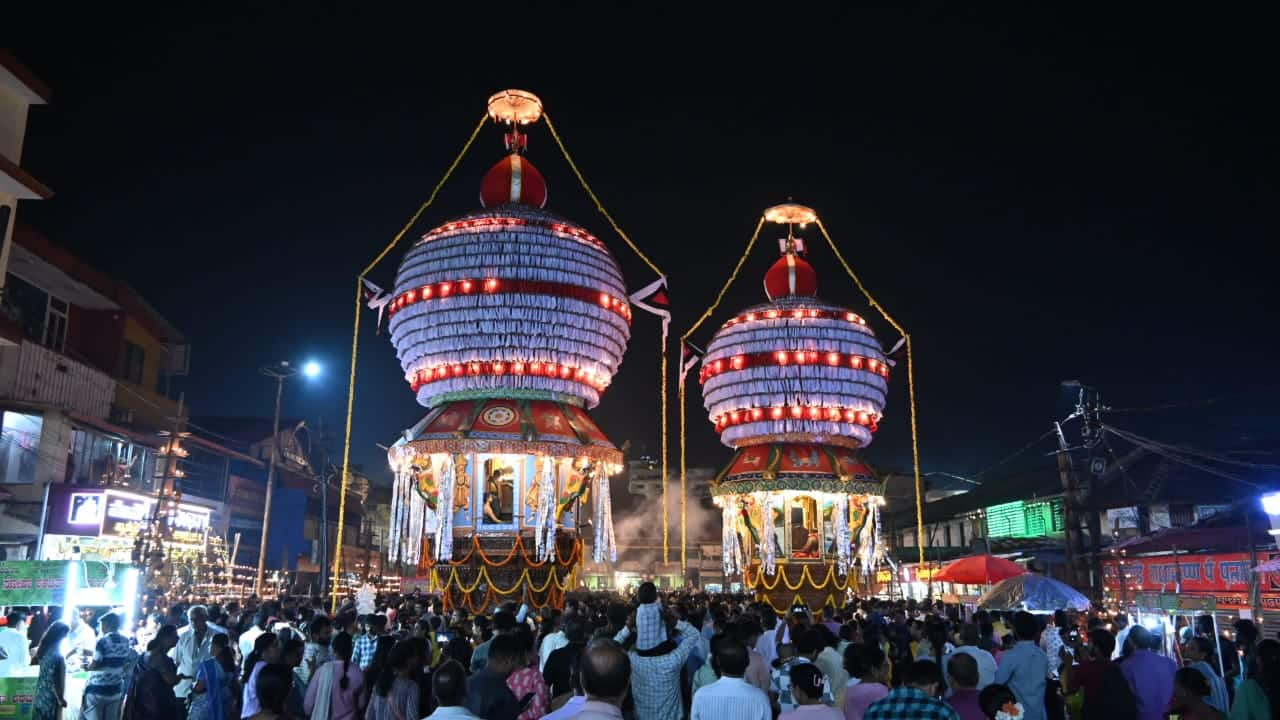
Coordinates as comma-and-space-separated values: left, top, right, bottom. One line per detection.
189, 634, 233, 720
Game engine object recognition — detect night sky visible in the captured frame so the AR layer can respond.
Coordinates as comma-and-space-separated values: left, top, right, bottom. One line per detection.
11, 5, 1279, 487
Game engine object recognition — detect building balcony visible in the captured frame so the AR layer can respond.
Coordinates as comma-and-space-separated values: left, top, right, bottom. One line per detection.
0, 339, 115, 418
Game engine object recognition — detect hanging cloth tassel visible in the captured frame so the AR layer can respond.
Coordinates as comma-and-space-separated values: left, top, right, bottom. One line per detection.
593, 468, 617, 563
835, 494, 851, 576
434, 454, 456, 561
721, 497, 742, 577
533, 457, 558, 562
760, 492, 778, 576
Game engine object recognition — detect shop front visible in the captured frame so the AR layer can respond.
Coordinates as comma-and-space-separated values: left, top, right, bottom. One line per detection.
1103, 551, 1280, 612
39, 484, 221, 594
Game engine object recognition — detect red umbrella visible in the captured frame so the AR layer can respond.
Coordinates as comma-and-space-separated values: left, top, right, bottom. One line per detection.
933, 554, 1026, 584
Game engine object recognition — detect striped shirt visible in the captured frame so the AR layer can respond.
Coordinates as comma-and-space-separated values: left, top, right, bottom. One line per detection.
691, 677, 771, 720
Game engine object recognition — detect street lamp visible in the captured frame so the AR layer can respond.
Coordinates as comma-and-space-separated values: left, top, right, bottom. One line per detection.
254, 360, 320, 596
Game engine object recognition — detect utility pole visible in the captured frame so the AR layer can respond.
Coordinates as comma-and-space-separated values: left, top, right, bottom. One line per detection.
1057, 382, 1106, 597
256, 362, 297, 596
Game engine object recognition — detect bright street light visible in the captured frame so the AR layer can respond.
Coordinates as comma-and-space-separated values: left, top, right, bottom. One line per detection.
302, 360, 322, 379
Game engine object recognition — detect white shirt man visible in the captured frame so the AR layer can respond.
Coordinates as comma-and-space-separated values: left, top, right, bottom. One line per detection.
171, 606, 216, 698
0, 612, 30, 676
942, 626, 998, 694
539, 626, 568, 671
691, 640, 771, 720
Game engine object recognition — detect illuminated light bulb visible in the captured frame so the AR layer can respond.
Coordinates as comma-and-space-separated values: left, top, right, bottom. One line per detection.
492, 362, 505, 375
808, 309, 820, 318
846, 312, 857, 322
560, 365, 573, 379
600, 292, 611, 306
844, 409, 858, 423
452, 364, 464, 377
795, 350, 807, 364
857, 411, 870, 425
407, 289, 417, 302
422, 286, 433, 299
512, 362, 525, 375
793, 309, 805, 319
460, 279, 473, 293
770, 406, 785, 420
850, 356, 863, 369
789, 406, 804, 419
714, 360, 724, 373
776, 350, 789, 365
440, 282, 453, 297
807, 351, 818, 363
469, 362, 481, 375
731, 410, 741, 424
827, 352, 841, 366
731, 355, 745, 370
530, 361, 542, 375
751, 408, 763, 421
808, 406, 823, 420
746, 313, 757, 322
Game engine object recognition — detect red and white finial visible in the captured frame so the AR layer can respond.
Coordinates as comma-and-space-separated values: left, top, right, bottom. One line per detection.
761, 203, 820, 300
480, 89, 548, 207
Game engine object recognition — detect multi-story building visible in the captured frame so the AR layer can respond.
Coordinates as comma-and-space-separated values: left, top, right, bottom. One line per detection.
0, 52, 52, 297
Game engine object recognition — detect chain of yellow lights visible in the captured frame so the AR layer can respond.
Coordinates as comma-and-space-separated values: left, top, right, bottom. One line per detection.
542, 110, 670, 564
332, 114, 490, 612
677, 216, 765, 570
814, 218, 925, 567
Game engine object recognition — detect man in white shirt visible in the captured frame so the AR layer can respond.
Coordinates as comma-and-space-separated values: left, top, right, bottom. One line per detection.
539, 611, 568, 672
755, 612, 780, 668
172, 605, 216, 700
424, 660, 484, 720
239, 610, 269, 668
691, 637, 771, 720
573, 641, 630, 720
0, 611, 30, 675
942, 624, 998, 695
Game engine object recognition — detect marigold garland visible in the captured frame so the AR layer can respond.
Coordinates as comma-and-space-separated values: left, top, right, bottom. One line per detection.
422, 534, 581, 569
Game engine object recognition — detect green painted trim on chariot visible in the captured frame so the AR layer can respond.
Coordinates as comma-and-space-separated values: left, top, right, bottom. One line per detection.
710, 478, 884, 496
434, 388, 587, 407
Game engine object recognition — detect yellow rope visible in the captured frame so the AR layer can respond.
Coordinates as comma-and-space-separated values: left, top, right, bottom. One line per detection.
681, 216, 765, 341
332, 113, 489, 612
677, 216, 764, 572
542, 109, 669, 565
542, 112, 663, 278
815, 218, 926, 567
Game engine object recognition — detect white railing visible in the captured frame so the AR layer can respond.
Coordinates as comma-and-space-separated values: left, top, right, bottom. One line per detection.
1, 340, 116, 418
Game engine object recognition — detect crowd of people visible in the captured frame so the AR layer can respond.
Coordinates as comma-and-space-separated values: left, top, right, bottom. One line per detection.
3, 588, 1280, 720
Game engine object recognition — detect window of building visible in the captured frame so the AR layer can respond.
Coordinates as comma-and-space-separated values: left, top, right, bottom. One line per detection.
43, 296, 68, 352
2, 273, 49, 343
0, 411, 43, 484
123, 342, 145, 385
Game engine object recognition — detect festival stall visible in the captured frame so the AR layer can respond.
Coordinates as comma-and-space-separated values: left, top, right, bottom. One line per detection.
694, 204, 896, 612
977, 573, 1090, 613
0, 560, 139, 720
381, 91, 634, 612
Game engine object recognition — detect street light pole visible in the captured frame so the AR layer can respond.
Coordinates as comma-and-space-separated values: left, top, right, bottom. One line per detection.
255, 362, 296, 596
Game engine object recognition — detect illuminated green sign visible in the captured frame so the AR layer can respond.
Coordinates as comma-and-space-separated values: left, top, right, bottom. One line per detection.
985, 498, 1064, 538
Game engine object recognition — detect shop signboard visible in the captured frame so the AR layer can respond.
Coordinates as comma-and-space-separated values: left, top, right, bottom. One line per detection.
101, 493, 151, 539
0, 561, 68, 605
1103, 552, 1280, 611
0, 675, 38, 720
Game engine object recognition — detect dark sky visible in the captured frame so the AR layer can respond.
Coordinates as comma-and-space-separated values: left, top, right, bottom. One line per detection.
11, 4, 1279, 487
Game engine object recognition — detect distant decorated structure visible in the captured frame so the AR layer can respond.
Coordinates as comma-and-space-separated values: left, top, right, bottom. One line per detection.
701, 204, 890, 611
382, 91, 628, 611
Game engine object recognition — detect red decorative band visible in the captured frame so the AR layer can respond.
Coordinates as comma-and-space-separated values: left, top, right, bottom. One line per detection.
700, 350, 890, 384
424, 216, 607, 250
713, 404, 880, 432
722, 307, 869, 328
387, 277, 632, 323
409, 360, 609, 392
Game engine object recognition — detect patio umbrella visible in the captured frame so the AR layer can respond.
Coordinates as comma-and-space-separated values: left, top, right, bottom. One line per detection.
933, 554, 1025, 585
977, 573, 1090, 612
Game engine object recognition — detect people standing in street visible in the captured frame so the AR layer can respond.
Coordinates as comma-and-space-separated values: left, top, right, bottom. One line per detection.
575, 640, 631, 720
1117, 626, 1177, 720
34, 622, 71, 720
81, 612, 137, 720
614, 586, 702, 720
421, 661, 483, 720
779, 664, 842, 720
992, 612, 1047, 720
0, 610, 31, 675
690, 636, 771, 720
303, 632, 365, 720
863, 660, 959, 720
843, 643, 890, 720
943, 654, 983, 720
174, 606, 217, 705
